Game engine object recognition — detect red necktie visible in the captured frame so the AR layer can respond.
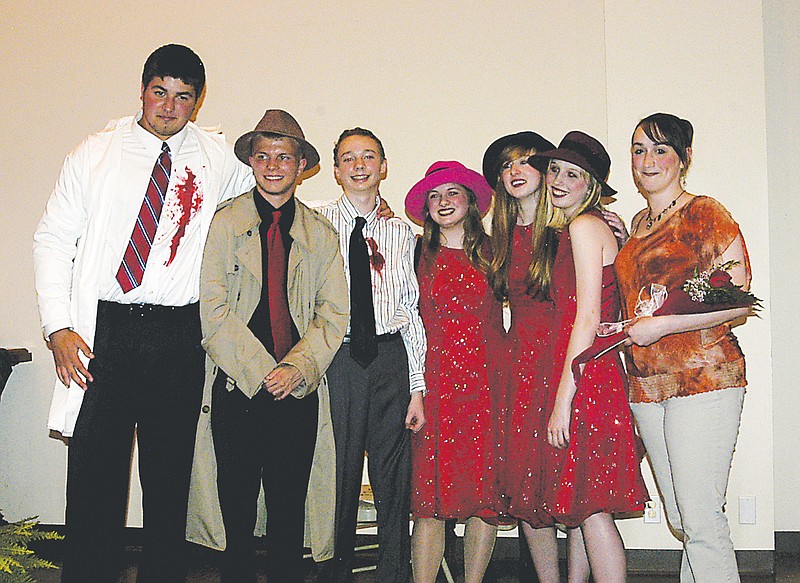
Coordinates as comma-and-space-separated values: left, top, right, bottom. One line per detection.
116, 142, 171, 292
268, 211, 292, 361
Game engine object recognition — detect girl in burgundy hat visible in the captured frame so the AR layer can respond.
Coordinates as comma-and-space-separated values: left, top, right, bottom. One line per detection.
528, 132, 648, 582
404, 161, 505, 583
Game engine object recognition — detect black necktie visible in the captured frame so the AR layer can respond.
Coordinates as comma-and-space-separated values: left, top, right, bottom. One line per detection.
349, 216, 378, 368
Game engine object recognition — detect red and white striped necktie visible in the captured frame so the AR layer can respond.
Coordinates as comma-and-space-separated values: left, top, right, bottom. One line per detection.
116, 142, 172, 293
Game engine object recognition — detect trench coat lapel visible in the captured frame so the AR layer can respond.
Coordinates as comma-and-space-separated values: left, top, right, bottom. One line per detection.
232, 191, 263, 286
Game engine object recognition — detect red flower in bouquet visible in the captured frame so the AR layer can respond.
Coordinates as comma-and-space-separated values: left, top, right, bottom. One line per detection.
709, 270, 733, 288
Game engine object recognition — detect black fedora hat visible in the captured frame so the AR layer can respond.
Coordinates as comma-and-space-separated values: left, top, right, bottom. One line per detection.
530, 131, 616, 196
482, 131, 556, 189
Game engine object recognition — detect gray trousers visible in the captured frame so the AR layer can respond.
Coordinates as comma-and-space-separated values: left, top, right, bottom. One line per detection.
632, 386, 745, 583
322, 337, 412, 583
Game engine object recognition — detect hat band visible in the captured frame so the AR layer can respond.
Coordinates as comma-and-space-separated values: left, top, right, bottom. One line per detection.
560, 139, 607, 177
426, 166, 449, 177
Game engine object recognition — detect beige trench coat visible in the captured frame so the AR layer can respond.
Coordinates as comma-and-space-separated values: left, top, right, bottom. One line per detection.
186, 190, 348, 561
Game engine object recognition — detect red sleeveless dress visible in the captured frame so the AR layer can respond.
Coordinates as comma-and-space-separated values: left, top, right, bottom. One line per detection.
503, 224, 557, 527
541, 223, 648, 527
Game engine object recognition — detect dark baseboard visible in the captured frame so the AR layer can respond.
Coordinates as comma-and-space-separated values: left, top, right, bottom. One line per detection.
36, 524, 792, 577
493, 534, 776, 576
776, 531, 800, 554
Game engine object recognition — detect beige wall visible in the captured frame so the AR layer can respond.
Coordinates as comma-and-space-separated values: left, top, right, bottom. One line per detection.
764, 0, 800, 533
606, 1, 774, 549
0, 0, 787, 550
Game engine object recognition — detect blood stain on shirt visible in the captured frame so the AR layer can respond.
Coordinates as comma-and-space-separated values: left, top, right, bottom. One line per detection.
166, 168, 203, 266
366, 237, 385, 276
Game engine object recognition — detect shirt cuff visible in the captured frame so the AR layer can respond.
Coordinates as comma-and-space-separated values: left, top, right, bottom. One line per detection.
409, 371, 426, 395
42, 320, 74, 342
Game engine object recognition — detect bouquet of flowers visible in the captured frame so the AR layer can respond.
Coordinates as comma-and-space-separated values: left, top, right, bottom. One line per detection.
571, 261, 761, 381
680, 260, 761, 308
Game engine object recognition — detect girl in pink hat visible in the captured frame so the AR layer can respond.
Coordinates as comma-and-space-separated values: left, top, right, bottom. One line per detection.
404, 161, 505, 583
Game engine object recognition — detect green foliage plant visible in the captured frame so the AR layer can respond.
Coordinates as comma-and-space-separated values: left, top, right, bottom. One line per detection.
0, 512, 63, 583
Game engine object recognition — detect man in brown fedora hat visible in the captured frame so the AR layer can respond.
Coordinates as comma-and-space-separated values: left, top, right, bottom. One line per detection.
33, 44, 255, 582
187, 109, 349, 582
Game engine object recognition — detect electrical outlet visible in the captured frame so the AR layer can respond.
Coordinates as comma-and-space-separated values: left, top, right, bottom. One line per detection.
643, 499, 661, 524
739, 496, 756, 524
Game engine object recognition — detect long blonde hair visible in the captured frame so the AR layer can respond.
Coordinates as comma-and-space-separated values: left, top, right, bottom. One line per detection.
528, 165, 604, 297
487, 145, 549, 302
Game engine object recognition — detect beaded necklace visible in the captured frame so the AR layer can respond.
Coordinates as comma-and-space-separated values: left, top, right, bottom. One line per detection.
645, 189, 686, 230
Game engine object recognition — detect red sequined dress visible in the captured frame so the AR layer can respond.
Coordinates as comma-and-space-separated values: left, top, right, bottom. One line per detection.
503, 224, 558, 527
542, 222, 648, 527
411, 246, 505, 521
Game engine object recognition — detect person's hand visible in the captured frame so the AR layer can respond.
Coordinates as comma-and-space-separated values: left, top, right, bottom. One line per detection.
625, 316, 665, 347
263, 364, 304, 400
602, 209, 629, 247
376, 197, 395, 220
405, 392, 426, 433
546, 403, 571, 450
47, 328, 94, 390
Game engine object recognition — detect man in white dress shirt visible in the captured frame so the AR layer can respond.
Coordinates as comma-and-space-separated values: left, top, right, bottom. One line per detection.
315, 128, 426, 583
33, 44, 252, 582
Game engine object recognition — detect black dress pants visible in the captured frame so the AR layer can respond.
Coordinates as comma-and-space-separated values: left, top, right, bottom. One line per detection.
62, 301, 204, 583
211, 370, 318, 583
321, 338, 412, 583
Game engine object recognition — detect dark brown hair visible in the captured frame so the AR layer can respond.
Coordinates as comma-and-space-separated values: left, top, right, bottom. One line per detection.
421, 187, 490, 274
635, 113, 693, 172
142, 44, 205, 98
333, 127, 386, 166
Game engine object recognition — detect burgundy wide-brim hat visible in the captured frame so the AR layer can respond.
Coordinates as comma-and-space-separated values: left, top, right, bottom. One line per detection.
404, 161, 493, 224
234, 109, 320, 169
482, 131, 556, 188
530, 130, 617, 196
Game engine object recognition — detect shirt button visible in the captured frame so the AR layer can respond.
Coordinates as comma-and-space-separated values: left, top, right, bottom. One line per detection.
201, 405, 210, 414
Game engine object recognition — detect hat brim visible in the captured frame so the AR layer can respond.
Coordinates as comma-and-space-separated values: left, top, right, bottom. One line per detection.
405, 167, 493, 225
234, 131, 321, 170
482, 131, 556, 188
530, 149, 617, 196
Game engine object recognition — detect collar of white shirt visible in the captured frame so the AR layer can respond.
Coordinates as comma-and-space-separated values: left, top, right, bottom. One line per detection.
335, 193, 380, 230
132, 110, 189, 158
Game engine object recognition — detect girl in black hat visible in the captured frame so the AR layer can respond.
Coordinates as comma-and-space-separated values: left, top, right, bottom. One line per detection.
482, 132, 572, 582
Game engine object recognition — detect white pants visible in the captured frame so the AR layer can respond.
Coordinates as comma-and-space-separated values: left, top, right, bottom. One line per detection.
631, 387, 745, 583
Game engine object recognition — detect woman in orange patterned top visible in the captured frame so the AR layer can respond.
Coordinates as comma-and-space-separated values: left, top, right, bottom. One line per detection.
615, 113, 755, 583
